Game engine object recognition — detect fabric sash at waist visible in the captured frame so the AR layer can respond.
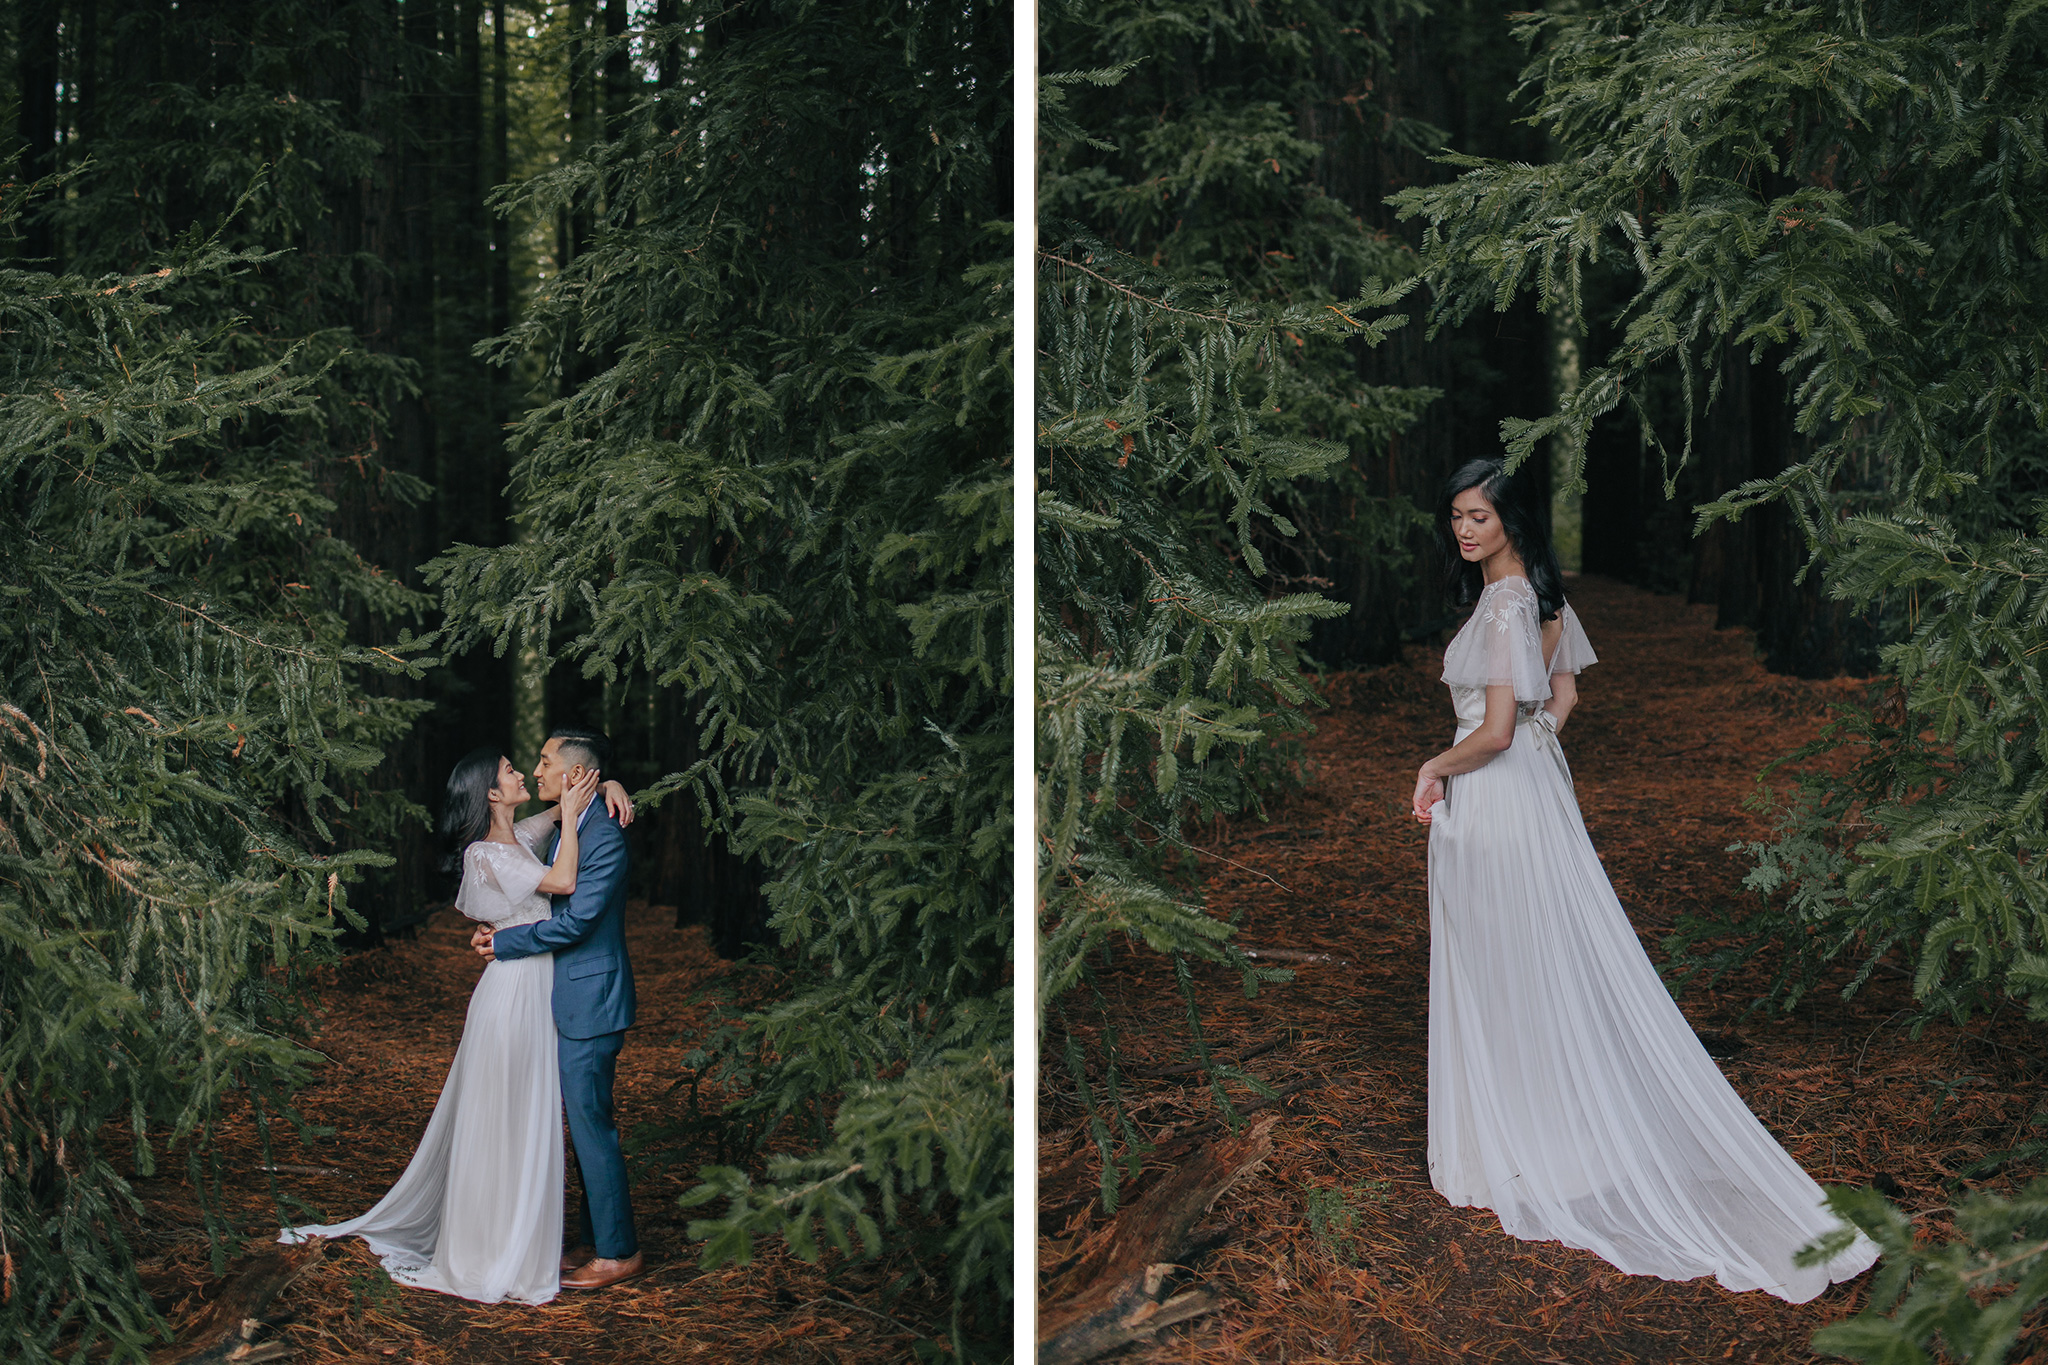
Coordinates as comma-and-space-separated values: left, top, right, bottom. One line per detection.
1452, 710, 1573, 788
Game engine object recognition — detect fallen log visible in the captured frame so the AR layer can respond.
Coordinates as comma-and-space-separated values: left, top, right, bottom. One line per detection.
1038, 1115, 1277, 1365
1041, 1078, 1320, 1235
1143, 1076, 1318, 1163
150, 1239, 325, 1365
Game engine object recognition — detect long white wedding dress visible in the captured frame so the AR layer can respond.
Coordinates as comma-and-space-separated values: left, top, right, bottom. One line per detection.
281, 813, 564, 1305
1425, 575, 1878, 1302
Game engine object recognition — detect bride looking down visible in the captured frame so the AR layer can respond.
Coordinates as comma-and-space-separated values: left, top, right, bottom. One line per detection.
1410, 457, 1877, 1302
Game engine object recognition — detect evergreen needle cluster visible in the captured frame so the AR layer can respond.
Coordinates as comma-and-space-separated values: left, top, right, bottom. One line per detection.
424, 4, 1012, 1348
1394, 0, 2048, 1352
0, 181, 427, 1363
1037, 0, 1438, 1211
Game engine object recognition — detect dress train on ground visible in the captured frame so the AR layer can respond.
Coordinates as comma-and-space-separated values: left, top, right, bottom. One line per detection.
1425, 576, 1876, 1302
282, 823, 564, 1306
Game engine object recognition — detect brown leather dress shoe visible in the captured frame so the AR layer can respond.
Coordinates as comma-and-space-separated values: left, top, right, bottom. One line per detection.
560, 1245, 596, 1275
560, 1251, 646, 1290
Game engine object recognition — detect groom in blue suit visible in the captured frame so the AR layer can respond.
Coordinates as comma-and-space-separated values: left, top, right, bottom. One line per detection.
473, 726, 642, 1289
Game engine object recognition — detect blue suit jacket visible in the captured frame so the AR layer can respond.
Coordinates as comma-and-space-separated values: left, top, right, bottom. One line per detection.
490, 805, 636, 1039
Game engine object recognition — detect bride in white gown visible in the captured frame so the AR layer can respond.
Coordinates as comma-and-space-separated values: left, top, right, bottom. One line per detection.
281, 748, 627, 1305
1409, 458, 1878, 1302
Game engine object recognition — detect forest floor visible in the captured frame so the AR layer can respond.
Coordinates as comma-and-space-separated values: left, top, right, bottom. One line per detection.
1039, 573, 2048, 1365
126, 907, 946, 1364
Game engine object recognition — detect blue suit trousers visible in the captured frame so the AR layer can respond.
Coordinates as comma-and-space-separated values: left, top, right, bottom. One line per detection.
560, 1030, 637, 1259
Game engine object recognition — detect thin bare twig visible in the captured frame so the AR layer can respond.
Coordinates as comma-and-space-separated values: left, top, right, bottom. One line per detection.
1039, 251, 1239, 325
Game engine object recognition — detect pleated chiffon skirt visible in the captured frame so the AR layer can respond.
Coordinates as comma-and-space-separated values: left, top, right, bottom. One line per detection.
1425, 718, 1878, 1302
282, 952, 564, 1305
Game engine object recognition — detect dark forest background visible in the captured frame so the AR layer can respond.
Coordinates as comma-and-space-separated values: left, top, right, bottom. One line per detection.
1039, 0, 2048, 1356
3, 2, 1010, 1359
4, 0, 763, 949
1134, 0, 1876, 677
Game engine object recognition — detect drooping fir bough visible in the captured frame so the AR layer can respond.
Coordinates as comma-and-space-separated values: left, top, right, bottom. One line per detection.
0, 189, 428, 1363
1390, 0, 2048, 1354
24, 0, 547, 933
1036, 0, 1440, 1212
1391, 0, 2048, 1032
424, 2, 1013, 1346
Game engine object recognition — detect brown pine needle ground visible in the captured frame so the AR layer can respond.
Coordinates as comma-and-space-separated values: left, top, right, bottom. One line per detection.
1040, 574, 2048, 1365
125, 908, 947, 1364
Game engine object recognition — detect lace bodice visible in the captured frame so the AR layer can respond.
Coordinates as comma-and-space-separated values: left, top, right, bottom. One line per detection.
454, 813, 559, 930
1440, 576, 1597, 730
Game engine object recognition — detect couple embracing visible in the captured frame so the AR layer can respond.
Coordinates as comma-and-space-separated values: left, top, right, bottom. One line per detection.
280, 728, 646, 1304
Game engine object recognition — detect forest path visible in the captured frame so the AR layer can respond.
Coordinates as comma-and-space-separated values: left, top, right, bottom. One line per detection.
129, 907, 929, 1364
1041, 574, 2044, 1365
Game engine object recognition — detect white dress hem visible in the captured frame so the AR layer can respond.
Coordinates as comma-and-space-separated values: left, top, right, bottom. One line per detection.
1426, 581, 1877, 1303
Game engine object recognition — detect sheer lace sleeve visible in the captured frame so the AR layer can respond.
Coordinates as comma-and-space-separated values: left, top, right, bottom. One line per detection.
454, 841, 547, 922
512, 810, 559, 859
1549, 601, 1598, 675
1440, 577, 1553, 702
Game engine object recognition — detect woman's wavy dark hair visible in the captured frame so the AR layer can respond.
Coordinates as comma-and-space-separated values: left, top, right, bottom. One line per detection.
1436, 457, 1566, 621
438, 746, 508, 876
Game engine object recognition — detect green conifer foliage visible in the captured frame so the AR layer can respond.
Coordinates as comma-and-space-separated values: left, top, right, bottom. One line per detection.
1804, 1176, 2048, 1363
1037, 0, 1437, 1209
424, 2, 1011, 1344
24, 0, 519, 933
1388, 0, 2048, 1022
0, 186, 427, 1362
1388, 0, 2048, 1350
1680, 512, 2048, 1031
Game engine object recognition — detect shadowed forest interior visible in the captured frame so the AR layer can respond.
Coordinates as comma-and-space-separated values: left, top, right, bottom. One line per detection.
3, 1, 1008, 1361
1037, 0, 2048, 1359
8, 0, 2048, 1359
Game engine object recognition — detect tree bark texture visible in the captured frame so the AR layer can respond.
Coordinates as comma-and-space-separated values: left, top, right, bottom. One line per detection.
1037, 1116, 1278, 1365
14, 0, 61, 266
1291, 7, 1551, 665
148, 1240, 324, 1365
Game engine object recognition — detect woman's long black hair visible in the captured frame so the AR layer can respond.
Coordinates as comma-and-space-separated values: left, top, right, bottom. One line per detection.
1436, 457, 1567, 621
439, 746, 508, 875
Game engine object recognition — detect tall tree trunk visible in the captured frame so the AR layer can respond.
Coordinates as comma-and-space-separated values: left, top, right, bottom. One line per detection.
566, 0, 596, 272
1548, 304, 1583, 572
324, 0, 445, 933
75, 0, 98, 146
491, 0, 511, 343
1687, 351, 1761, 627
652, 0, 677, 91
440, 0, 497, 554
15, 0, 61, 266
434, 0, 514, 779
604, 0, 630, 130
493, 2, 545, 767
1292, 3, 1552, 664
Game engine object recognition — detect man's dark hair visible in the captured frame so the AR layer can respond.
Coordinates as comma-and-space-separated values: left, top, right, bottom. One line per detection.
549, 725, 612, 777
